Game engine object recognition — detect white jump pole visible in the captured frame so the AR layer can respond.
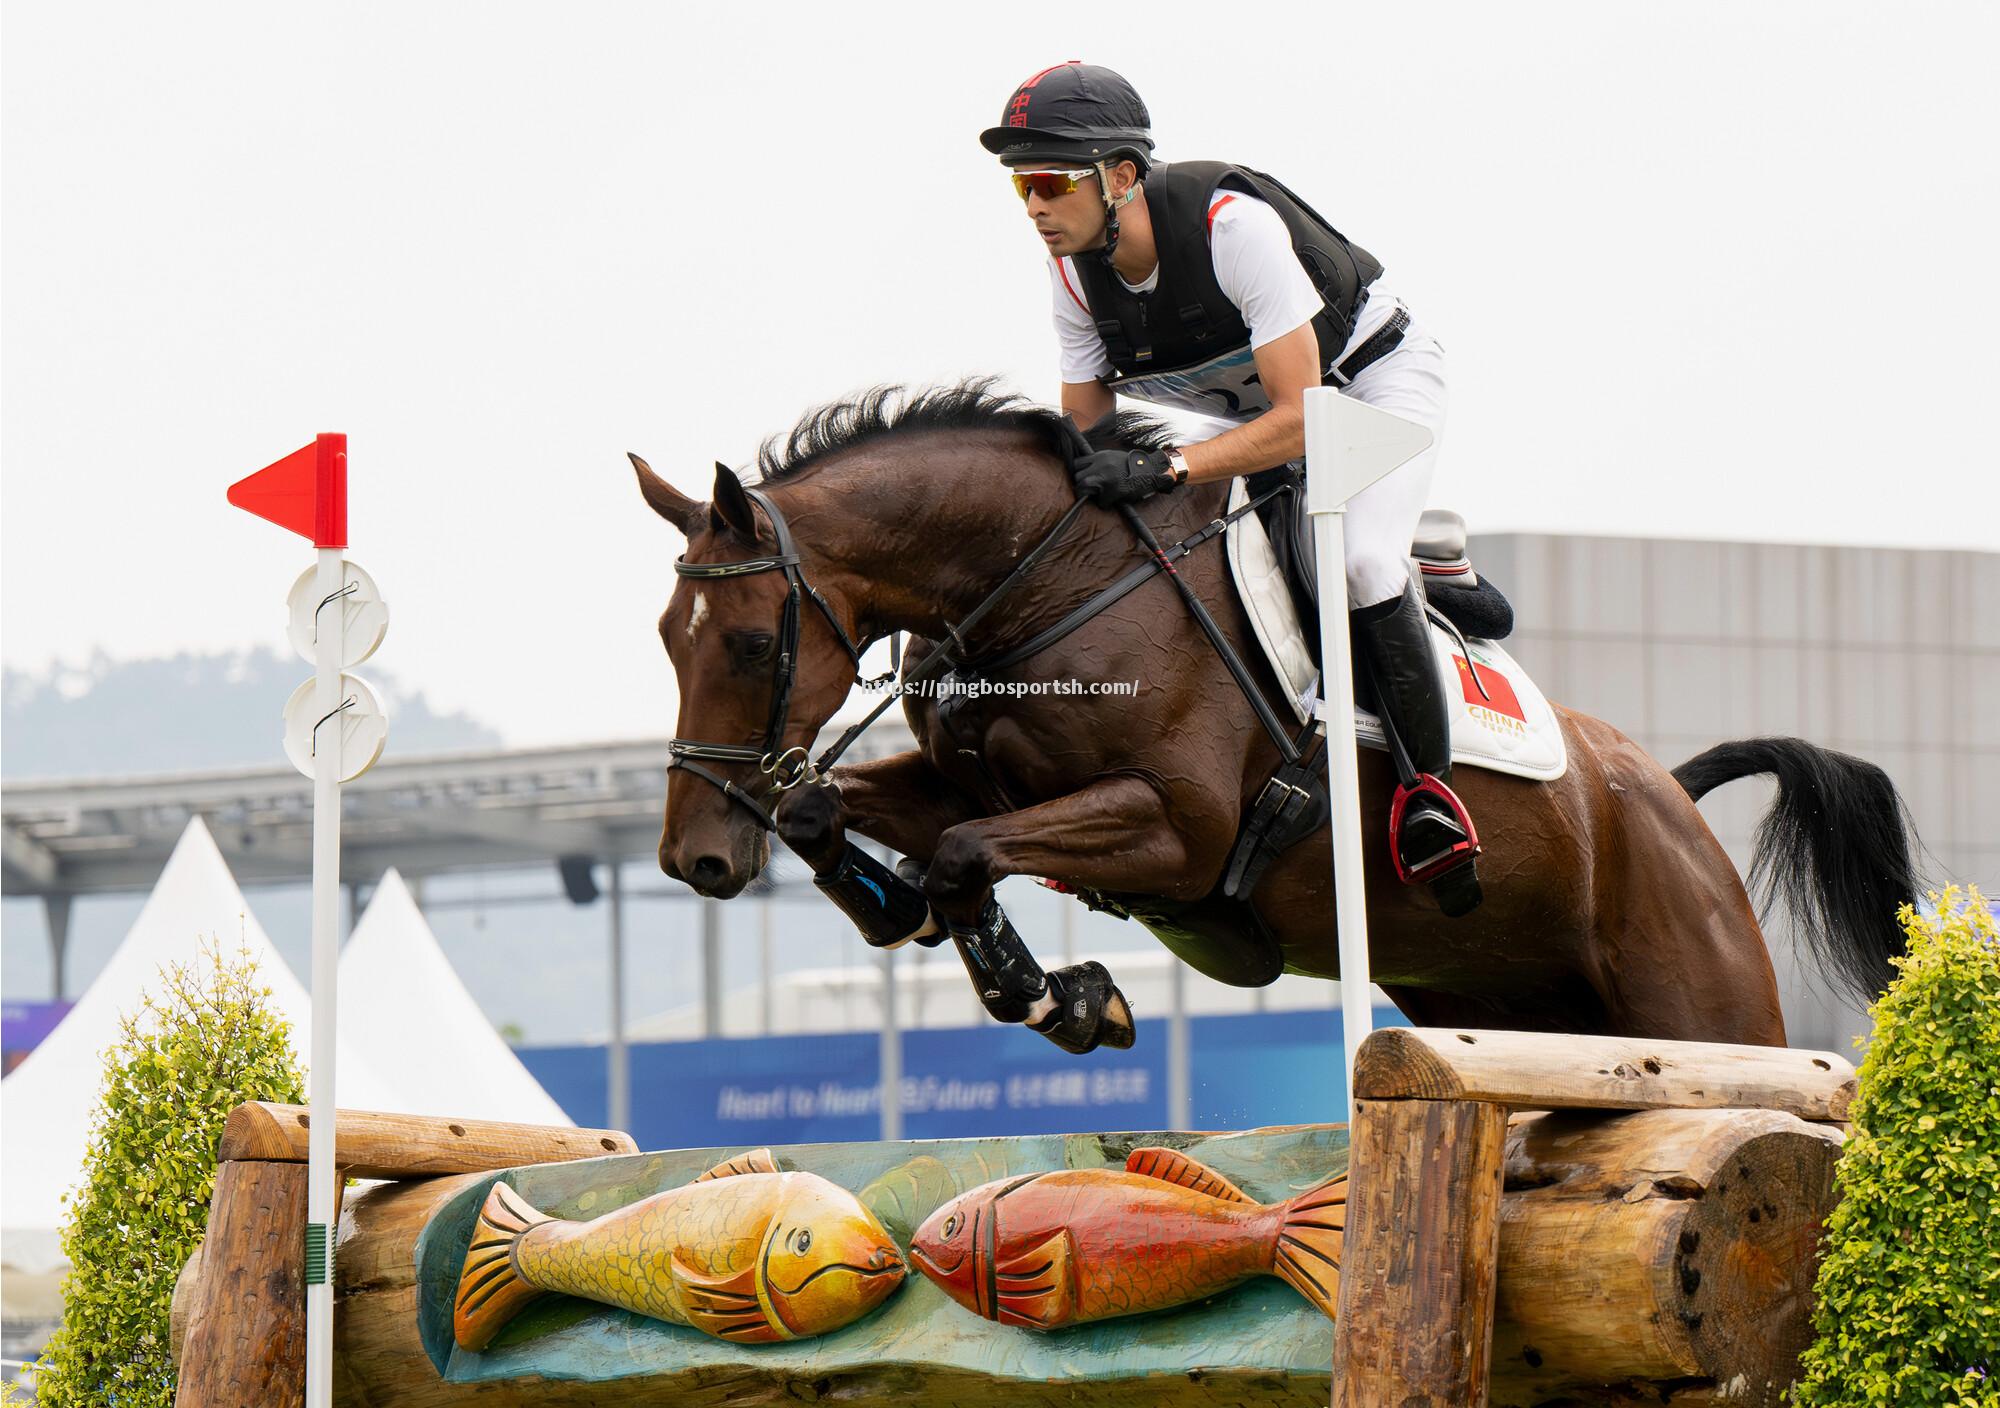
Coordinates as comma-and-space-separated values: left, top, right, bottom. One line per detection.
230, 433, 389, 1408
304, 544, 344, 1408
1300, 388, 1434, 1113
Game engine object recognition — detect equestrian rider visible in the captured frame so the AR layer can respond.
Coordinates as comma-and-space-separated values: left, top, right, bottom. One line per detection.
981, 60, 1479, 906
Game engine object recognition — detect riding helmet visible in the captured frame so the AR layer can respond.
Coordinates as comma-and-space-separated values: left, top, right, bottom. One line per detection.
979, 61, 1154, 170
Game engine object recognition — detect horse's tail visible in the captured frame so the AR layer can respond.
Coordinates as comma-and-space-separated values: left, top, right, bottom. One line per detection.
1673, 737, 1922, 1007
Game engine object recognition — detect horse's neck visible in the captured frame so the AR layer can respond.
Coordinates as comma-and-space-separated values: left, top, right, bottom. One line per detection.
814, 441, 1092, 641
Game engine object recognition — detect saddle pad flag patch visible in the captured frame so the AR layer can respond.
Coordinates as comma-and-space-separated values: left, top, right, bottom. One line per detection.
1454, 655, 1525, 722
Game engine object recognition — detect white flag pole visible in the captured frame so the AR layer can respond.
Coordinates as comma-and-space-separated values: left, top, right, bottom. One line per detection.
1301, 387, 1434, 1113
305, 543, 344, 1408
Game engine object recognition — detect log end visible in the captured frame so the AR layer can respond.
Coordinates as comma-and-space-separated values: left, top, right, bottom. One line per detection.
1350, 1029, 1467, 1101
216, 1100, 304, 1163
1675, 1121, 1844, 1400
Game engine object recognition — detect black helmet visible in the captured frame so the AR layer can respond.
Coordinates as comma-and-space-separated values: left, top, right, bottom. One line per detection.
979, 62, 1153, 171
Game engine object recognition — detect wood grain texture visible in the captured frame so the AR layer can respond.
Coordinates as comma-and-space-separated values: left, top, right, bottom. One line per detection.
217, 1102, 636, 1178
1351, 1028, 1855, 1121
1491, 1109, 1845, 1408
173, 1159, 309, 1408
1332, 1098, 1509, 1408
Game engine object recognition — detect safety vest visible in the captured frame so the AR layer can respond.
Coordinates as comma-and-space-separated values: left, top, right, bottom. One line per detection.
1072, 161, 1382, 420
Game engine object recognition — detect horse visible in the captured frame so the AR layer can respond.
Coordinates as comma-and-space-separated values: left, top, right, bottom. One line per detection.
629, 381, 1920, 1049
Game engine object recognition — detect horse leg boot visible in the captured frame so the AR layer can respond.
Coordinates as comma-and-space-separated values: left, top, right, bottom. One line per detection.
923, 774, 1219, 1054
1353, 577, 1483, 916
775, 780, 941, 950
945, 895, 1134, 1054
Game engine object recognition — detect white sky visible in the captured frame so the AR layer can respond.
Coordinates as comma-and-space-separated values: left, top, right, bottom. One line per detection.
5, 2, 1997, 746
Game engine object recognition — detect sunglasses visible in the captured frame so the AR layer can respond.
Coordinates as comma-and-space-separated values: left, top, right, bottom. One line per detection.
1010, 167, 1097, 202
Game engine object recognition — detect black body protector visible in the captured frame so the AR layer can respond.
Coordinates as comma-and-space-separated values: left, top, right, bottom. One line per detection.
1076, 161, 1483, 915
1071, 161, 1384, 418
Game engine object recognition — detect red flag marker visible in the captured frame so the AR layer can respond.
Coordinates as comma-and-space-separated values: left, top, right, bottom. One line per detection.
229, 433, 347, 547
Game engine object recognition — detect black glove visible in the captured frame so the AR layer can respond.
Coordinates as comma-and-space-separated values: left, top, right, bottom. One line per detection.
1069, 448, 1177, 506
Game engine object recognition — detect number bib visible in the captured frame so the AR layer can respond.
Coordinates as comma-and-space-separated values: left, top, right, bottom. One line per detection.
1104, 343, 1268, 423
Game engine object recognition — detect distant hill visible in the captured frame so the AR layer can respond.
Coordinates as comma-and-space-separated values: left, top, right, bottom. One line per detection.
2, 648, 502, 779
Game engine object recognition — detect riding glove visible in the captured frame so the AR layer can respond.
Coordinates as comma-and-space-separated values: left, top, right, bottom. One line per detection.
1069, 448, 1177, 506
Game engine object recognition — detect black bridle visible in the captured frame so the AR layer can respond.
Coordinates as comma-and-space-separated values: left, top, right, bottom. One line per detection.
668, 486, 876, 830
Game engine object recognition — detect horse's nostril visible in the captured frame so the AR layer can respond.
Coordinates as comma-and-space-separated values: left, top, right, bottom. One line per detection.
688, 855, 730, 891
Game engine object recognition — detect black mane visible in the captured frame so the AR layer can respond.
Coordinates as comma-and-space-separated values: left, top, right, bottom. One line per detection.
754, 378, 1176, 483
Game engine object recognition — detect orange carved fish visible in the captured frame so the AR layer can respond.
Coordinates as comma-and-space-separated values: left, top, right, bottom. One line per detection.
908, 1147, 1344, 1329
454, 1148, 905, 1350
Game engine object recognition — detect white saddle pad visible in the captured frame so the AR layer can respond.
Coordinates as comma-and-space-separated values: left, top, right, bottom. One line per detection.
1223, 479, 1568, 783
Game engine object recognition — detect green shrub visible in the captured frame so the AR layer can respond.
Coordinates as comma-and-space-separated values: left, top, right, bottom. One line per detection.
1793, 888, 2000, 1407
32, 940, 305, 1408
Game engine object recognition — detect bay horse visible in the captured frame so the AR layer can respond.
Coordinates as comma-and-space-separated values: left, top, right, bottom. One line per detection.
630, 382, 1918, 1049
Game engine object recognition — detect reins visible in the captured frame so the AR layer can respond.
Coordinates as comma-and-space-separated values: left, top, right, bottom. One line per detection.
669, 464, 1306, 832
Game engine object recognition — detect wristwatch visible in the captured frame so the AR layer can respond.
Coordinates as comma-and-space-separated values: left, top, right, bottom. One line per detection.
1166, 450, 1190, 486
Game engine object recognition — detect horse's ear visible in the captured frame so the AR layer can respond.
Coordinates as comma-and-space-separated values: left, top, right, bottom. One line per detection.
628, 452, 703, 535
710, 461, 759, 539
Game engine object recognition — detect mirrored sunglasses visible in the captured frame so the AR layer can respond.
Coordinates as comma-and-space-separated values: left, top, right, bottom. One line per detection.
1010, 167, 1096, 202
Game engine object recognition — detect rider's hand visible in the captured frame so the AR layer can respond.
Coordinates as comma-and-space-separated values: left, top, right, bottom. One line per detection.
1070, 448, 1177, 506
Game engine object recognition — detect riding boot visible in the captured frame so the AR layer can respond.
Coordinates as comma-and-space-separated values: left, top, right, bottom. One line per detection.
1352, 578, 1482, 914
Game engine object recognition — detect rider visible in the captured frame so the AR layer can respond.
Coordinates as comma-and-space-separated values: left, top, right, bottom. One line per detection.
980, 60, 1479, 908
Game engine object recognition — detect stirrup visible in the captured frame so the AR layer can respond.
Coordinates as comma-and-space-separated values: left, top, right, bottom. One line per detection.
1388, 774, 1482, 886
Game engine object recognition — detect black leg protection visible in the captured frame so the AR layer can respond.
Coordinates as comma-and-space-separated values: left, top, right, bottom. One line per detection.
1028, 961, 1137, 1054
1353, 577, 1453, 782
812, 843, 941, 949
948, 897, 1048, 1024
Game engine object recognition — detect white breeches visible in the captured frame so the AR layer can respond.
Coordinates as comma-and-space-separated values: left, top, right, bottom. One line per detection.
1334, 302, 1448, 609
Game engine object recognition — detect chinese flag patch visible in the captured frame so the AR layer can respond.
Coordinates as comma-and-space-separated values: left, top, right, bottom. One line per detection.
1454, 655, 1525, 721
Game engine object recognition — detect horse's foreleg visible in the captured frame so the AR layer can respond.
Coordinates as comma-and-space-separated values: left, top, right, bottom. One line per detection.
923, 773, 1198, 921
920, 775, 1201, 1055
772, 750, 985, 950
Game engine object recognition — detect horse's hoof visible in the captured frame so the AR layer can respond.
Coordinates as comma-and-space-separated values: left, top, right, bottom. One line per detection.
1033, 962, 1136, 1055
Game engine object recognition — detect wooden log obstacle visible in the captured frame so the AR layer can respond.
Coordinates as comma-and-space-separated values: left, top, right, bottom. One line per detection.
171, 1030, 1851, 1407
1335, 1028, 1852, 1408
171, 1104, 636, 1408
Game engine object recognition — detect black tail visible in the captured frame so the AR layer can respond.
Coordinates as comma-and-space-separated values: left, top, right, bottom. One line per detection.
1674, 738, 1923, 1007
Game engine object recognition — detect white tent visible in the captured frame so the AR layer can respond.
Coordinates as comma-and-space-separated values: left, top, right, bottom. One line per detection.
337, 869, 572, 1126
0, 818, 403, 1275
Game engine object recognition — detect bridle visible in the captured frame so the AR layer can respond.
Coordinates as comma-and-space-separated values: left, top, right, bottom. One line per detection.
669, 459, 1298, 836
668, 485, 878, 831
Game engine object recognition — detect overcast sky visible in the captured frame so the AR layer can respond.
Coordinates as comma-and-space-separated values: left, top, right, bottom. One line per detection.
5, 2, 1996, 747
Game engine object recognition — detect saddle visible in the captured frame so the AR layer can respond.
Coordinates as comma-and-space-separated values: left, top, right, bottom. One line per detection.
1243, 464, 1516, 658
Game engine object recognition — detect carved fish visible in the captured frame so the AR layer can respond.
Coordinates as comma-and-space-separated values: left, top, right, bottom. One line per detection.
908, 1147, 1345, 1329
453, 1148, 906, 1350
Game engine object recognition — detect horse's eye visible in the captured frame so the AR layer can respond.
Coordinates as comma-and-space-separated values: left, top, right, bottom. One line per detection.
736, 633, 775, 662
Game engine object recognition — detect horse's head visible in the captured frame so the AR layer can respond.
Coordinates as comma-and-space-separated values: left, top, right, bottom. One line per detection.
631, 453, 867, 898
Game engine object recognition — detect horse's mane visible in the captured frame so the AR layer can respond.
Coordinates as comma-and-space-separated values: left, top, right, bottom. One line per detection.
754, 377, 1176, 484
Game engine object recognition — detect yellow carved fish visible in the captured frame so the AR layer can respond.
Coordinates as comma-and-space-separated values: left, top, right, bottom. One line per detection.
453, 1148, 906, 1350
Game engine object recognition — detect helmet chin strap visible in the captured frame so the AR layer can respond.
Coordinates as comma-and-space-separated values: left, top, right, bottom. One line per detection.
1094, 160, 1139, 267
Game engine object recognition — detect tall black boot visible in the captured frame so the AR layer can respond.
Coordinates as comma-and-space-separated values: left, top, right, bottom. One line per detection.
1352, 578, 1481, 913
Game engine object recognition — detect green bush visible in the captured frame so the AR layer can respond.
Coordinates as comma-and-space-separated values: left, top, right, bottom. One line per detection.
33, 940, 305, 1408
1793, 888, 2000, 1407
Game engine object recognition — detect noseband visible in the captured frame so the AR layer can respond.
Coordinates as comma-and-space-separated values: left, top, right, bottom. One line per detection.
669, 485, 874, 830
